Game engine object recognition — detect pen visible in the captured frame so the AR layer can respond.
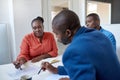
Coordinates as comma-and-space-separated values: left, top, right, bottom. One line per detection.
20, 66, 22, 70
38, 59, 60, 74
37, 68, 42, 74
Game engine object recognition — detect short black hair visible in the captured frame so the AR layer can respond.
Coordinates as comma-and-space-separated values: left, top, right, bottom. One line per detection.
87, 13, 100, 21
31, 16, 44, 25
52, 10, 81, 33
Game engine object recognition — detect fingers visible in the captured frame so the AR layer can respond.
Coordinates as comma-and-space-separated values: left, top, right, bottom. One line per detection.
13, 58, 26, 69
13, 60, 21, 69
41, 62, 50, 69
59, 77, 70, 80
13, 61, 18, 65
41, 62, 58, 74
41, 62, 51, 71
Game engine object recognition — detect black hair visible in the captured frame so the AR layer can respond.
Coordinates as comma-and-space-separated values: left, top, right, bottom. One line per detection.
31, 16, 44, 25
52, 10, 81, 33
87, 13, 100, 21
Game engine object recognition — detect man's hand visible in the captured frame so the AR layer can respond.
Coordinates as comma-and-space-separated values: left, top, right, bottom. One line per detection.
41, 62, 58, 74
31, 56, 42, 63
59, 77, 70, 80
13, 58, 26, 69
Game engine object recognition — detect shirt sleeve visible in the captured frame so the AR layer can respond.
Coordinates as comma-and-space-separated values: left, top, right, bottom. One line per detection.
69, 63, 96, 80
17, 36, 30, 61
48, 34, 58, 57
57, 66, 68, 75
63, 51, 96, 80
108, 34, 116, 51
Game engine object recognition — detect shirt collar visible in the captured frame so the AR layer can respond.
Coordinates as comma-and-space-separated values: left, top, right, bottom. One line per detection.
73, 26, 86, 39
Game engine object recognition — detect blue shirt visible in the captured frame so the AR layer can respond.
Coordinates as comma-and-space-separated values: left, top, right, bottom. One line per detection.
58, 27, 120, 80
100, 27, 116, 51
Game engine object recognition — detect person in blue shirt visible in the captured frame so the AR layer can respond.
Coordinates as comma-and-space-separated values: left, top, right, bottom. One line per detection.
86, 13, 116, 51
41, 10, 120, 80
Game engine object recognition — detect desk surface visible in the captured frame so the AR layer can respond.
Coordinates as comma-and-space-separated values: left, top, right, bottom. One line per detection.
0, 55, 68, 80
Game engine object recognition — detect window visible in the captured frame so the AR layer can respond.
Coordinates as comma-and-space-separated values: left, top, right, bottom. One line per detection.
87, 1, 111, 25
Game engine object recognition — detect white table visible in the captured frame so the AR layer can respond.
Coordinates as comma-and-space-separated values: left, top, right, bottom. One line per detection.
0, 55, 68, 80
0, 64, 14, 80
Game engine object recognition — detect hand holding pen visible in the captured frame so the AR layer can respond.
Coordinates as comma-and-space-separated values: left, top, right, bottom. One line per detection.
13, 58, 27, 70
38, 60, 60, 74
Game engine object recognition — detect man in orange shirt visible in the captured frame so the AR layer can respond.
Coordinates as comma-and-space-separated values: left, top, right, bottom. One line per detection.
13, 16, 58, 69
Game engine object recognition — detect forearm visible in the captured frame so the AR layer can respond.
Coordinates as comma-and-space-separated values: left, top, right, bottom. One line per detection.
17, 54, 30, 62
32, 53, 52, 62
40, 53, 52, 59
19, 57, 27, 64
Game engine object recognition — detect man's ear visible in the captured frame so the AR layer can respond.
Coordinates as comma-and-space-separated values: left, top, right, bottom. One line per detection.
96, 20, 100, 25
65, 29, 72, 37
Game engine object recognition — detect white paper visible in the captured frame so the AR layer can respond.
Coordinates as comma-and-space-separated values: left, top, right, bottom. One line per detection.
8, 64, 40, 79
45, 74, 69, 80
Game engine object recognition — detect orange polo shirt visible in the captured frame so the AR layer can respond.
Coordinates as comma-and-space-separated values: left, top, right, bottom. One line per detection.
17, 32, 58, 61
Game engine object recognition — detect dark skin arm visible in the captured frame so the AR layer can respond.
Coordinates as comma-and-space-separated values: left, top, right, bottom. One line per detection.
41, 62, 69, 80
41, 62, 58, 74
13, 57, 27, 69
31, 53, 52, 63
59, 78, 70, 80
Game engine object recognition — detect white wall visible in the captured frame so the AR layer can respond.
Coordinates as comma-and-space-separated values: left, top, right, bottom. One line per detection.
69, 0, 86, 25
0, 0, 9, 23
0, 24, 11, 64
97, 2, 111, 25
0, 0, 13, 63
8, 0, 16, 60
42, 0, 52, 32
103, 24, 120, 61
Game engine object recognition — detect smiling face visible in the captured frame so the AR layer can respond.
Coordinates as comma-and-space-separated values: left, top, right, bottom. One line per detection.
32, 20, 44, 38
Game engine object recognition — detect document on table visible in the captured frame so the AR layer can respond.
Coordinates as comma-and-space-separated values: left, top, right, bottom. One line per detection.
31, 73, 69, 80
45, 74, 69, 80
7, 65, 69, 80
7, 58, 63, 80
7, 64, 40, 79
